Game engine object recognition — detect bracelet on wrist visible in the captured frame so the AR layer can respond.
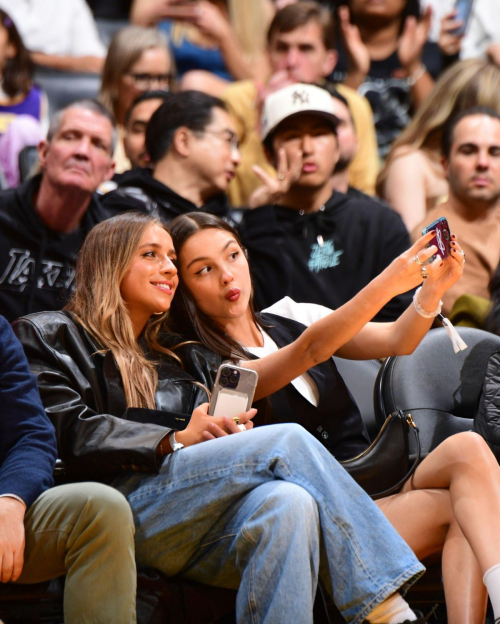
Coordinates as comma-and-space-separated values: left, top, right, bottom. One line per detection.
407, 63, 426, 86
413, 286, 443, 318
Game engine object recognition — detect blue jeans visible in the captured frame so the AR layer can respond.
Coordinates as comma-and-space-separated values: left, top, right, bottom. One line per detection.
113, 423, 424, 624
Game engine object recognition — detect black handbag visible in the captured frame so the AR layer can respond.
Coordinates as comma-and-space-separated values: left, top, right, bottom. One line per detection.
339, 410, 421, 500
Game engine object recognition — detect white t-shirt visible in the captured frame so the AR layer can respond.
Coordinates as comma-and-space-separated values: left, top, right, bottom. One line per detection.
246, 297, 333, 408
421, 0, 455, 42
460, 0, 500, 60
421, 0, 499, 60
0, 0, 106, 57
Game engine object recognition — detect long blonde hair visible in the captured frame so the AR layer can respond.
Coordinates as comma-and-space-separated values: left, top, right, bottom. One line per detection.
66, 212, 179, 410
377, 59, 500, 193
99, 26, 172, 119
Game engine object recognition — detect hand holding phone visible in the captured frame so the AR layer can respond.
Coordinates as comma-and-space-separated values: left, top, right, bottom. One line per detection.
421, 216, 451, 263
451, 0, 474, 36
176, 402, 256, 447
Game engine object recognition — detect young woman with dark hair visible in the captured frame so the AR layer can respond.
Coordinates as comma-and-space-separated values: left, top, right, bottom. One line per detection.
332, 0, 442, 157
15, 211, 430, 624
167, 210, 500, 624
0, 10, 47, 186
0, 9, 47, 130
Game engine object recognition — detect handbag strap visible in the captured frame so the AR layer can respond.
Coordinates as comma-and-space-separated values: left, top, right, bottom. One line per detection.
371, 411, 421, 501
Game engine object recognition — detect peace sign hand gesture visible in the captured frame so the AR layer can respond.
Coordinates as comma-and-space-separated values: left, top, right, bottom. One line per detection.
248, 148, 303, 209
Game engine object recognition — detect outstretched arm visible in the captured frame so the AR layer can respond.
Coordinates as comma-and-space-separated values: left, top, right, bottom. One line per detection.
245, 233, 463, 400
336, 235, 463, 359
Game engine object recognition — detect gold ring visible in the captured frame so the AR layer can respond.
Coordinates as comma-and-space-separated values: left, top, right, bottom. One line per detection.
421, 266, 428, 280
278, 173, 285, 181
414, 254, 424, 266
232, 416, 241, 425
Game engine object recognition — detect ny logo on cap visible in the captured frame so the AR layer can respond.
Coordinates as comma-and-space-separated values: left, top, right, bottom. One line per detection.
292, 90, 310, 106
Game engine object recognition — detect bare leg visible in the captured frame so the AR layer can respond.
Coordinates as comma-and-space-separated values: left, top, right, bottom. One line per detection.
442, 520, 488, 624
378, 488, 487, 622
407, 431, 500, 572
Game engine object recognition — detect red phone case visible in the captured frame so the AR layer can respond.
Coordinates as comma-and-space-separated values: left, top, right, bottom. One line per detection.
422, 217, 451, 262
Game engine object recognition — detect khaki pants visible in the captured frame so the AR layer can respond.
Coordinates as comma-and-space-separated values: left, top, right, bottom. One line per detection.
15, 482, 137, 624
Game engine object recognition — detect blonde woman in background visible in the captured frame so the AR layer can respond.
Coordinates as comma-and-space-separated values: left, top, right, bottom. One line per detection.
131, 0, 274, 96
99, 26, 174, 172
377, 59, 500, 232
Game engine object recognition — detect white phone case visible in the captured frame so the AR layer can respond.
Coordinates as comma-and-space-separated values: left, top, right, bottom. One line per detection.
209, 363, 258, 418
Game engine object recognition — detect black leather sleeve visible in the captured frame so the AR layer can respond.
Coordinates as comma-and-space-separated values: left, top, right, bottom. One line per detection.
14, 316, 173, 478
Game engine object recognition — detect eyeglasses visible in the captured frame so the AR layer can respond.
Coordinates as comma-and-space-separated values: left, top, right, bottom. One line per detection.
126, 73, 173, 90
202, 129, 239, 153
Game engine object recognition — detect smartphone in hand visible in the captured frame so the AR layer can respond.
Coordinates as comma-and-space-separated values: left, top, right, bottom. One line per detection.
208, 364, 258, 418
422, 216, 451, 262
451, 0, 475, 36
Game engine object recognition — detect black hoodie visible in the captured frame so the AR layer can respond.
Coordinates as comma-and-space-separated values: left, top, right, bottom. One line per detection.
100, 167, 238, 226
0, 175, 113, 323
239, 190, 413, 322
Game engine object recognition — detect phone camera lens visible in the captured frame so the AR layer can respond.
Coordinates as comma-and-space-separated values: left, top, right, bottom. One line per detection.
220, 376, 229, 387
444, 229, 450, 240
221, 367, 231, 377
229, 374, 239, 386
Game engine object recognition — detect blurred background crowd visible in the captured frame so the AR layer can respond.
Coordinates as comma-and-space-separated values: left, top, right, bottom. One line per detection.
0, 0, 500, 332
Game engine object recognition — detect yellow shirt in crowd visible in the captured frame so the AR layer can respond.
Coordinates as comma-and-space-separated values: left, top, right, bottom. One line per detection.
222, 80, 380, 207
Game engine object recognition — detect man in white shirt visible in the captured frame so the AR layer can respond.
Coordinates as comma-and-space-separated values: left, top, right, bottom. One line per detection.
0, 0, 105, 73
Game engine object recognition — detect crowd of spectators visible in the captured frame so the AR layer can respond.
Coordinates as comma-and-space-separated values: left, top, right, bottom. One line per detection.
2, 1, 500, 623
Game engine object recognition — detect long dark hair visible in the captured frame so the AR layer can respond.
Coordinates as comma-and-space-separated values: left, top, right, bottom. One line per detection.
343, 0, 420, 31
167, 212, 265, 360
0, 10, 34, 97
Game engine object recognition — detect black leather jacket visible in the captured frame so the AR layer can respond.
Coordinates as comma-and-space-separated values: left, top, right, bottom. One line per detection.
13, 311, 212, 480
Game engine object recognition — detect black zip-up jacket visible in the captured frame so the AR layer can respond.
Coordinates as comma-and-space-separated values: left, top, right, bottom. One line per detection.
100, 167, 240, 226
239, 191, 412, 321
0, 175, 113, 323
14, 311, 209, 480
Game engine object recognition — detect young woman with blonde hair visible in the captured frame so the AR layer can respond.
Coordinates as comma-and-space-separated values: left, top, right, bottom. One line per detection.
15, 211, 435, 624
99, 26, 173, 171
377, 59, 500, 232
130, 0, 274, 96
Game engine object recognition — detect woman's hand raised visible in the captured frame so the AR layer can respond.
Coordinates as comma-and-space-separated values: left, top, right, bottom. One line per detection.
175, 403, 256, 448
377, 231, 439, 298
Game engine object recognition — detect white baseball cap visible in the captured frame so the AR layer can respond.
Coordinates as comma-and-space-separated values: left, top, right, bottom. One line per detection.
261, 83, 339, 141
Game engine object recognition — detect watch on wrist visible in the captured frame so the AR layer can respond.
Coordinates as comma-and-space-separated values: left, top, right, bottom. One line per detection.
169, 431, 184, 452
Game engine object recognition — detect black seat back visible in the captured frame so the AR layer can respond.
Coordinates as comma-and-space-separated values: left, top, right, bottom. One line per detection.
34, 69, 101, 117
332, 356, 381, 441
19, 146, 39, 183
375, 327, 500, 454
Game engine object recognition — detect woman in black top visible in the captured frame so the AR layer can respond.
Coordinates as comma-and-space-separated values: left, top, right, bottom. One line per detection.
333, 0, 444, 157
15, 211, 429, 624
168, 211, 499, 623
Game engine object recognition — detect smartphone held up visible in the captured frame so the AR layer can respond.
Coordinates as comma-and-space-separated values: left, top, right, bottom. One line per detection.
422, 216, 452, 263
451, 0, 474, 36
